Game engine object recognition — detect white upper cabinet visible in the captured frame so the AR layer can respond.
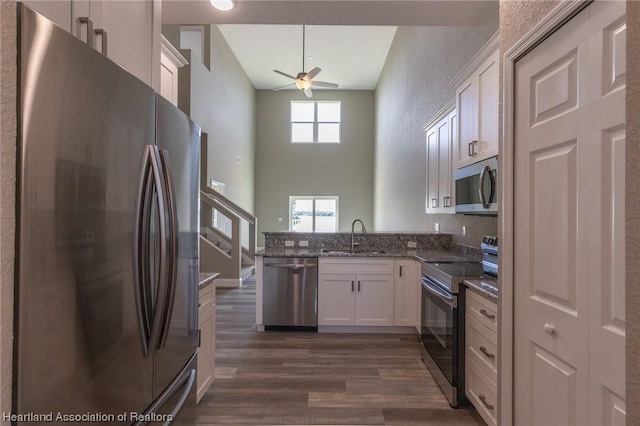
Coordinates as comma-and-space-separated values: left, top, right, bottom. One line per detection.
22, 0, 160, 88
450, 32, 499, 169
424, 100, 456, 214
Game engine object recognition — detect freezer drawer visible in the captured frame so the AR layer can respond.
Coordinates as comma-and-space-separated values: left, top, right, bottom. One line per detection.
263, 257, 318, 329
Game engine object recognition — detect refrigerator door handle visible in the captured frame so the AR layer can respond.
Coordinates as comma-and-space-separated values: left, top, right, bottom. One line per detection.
157, 149, 179, 349
134, 146, 154, 357
148, 146, 172, 354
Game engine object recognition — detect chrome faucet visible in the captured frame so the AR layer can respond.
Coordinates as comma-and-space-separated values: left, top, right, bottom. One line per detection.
351, 219, 367, 251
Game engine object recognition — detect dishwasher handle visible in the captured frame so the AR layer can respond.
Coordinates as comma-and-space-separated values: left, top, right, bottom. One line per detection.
264, 263, 317, 269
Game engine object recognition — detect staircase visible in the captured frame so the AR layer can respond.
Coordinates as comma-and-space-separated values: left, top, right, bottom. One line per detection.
200, 187, 257, 287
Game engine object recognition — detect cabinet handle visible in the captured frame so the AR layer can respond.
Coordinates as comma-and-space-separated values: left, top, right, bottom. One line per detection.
399, 266, 403, 277
478, 394, 494, 410
431, 198, 438, 208
358, 280, 361, 292
471, 140, 478, 155
479, 345, 495, 359
94, 28, 108, 55
443, 196, 451, 208
479, 309, 495, 320
78, 17, 94, 48
351, 280, 354, 292
468, 142, 473, 157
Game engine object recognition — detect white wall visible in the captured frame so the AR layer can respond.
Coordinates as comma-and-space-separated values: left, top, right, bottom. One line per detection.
179, 25, 255, 213
374, 26, 498, 247
254, 90, 375, 246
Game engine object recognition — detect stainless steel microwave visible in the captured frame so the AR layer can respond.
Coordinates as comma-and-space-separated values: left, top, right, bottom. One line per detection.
454, 156, 498, 215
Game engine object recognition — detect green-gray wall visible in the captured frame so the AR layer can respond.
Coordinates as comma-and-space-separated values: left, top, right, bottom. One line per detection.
374, 26, 499, 247
179, 25, 255, 213
255, 90, 375, 246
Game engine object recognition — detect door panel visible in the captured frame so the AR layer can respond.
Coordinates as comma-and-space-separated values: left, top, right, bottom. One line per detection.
356, 275, 394, 326
530, 344, 579, 426
514, 1, 626, 424
587, 1, 626, 422
514, 6, 590, 425
153, 96, 200, 397
318, 274, 356, 326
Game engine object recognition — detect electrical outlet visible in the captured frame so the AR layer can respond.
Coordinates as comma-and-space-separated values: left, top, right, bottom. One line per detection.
407, 241, 417, 248
284, 240, 294, 247
434, 223, 440, 232
462, 226, 467, 236
299, 240, 309, 247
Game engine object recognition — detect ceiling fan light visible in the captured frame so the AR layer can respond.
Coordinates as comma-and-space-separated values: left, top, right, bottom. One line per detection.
295, 79, 312, 90
210, 0, 234, 11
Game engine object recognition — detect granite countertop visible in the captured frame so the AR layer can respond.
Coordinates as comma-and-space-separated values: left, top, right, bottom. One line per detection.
255, 248, 478, 263
199, 272, 220, 289
464, 277, 498, 300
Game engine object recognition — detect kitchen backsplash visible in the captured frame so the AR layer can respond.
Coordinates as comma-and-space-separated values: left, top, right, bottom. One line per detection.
263, 232, 454, 251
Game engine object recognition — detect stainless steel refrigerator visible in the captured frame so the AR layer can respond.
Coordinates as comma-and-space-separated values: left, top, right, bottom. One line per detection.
15, 4, 200, 423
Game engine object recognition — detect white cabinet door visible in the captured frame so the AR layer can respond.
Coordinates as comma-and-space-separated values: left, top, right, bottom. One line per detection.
318, 274, 356, 326
455, 49, 498, 169
102, 0, 156, 86
455, 77, 476, 169
514, 2, 626, 424
424, 102, 455, 214
425, 127, 440, 211
393, 260, 418, 327
355, 274, 394, 326
22, 1, 72, 31
475, 51, 499, 160
197, 286, 216, 402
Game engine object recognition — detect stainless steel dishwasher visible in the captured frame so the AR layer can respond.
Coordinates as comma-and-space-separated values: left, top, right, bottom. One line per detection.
263, 257, 318, 331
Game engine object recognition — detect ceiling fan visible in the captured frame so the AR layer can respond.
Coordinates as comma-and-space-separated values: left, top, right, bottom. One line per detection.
272, 25, 339, 98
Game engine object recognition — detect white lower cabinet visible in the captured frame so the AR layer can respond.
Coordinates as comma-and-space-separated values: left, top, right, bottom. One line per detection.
393, 260, 419, 330
465, 290, 498, 425
318, 258, 394, 327
197, 284, 216, 403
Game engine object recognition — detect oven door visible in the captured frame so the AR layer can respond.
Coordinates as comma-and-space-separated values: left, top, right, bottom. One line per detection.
420, 274, 466, 407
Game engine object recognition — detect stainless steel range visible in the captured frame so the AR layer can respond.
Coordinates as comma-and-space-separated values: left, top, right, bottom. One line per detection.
419, 261, 484, 407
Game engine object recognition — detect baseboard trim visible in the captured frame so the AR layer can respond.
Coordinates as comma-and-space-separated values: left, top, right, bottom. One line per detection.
215, 278, 242, 288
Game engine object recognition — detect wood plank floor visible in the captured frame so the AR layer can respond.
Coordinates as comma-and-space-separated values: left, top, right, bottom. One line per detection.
182, 277, 484, 425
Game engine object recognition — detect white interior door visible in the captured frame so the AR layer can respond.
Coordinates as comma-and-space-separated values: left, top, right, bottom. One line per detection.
513, 2, 626, 425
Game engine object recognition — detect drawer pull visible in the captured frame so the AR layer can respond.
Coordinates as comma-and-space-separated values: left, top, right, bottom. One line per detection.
478, 394, 494, 410
479, 345, 495, 359
479, 309, 495, 320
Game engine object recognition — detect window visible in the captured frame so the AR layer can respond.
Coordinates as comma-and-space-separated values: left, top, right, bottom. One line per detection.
289, 196, 339, 232
291, 101, 341, 143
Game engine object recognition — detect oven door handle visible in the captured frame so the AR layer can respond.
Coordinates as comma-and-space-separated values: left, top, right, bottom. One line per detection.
421, 276, 457, 308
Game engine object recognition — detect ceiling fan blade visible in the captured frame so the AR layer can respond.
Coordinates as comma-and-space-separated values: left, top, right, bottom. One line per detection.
312, 81, 339, 88
273, 70, 297, 80
305, 67, 322, 80
303, 88, 313, 98
273, 83, 296, 91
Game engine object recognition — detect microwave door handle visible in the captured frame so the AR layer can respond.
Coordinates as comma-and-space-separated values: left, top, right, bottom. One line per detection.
478, 165, 490, 209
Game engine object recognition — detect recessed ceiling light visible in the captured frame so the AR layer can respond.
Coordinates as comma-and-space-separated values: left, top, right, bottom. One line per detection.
210, 0, 234, 11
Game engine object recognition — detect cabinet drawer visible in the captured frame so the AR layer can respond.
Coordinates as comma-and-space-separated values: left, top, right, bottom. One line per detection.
466, 289, 497, 332
319, 258, 394, 275
199, 285, 215, 315
466, 314, 498, 382
466, 355, 498, 426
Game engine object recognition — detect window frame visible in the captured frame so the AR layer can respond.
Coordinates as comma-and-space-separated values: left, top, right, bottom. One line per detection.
289, 196, 339, 233
290, 101, 341, 144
